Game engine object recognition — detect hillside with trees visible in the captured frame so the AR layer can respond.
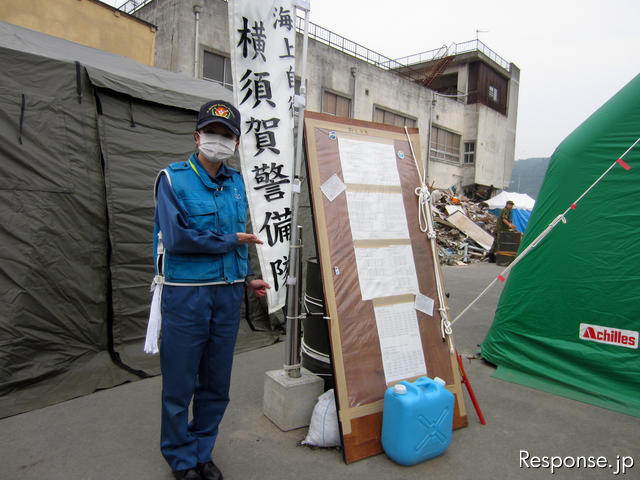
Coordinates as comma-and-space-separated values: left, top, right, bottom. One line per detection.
508, 157, 550, 199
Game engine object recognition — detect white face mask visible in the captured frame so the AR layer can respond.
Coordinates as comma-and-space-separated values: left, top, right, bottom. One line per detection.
197, 132, 237, 162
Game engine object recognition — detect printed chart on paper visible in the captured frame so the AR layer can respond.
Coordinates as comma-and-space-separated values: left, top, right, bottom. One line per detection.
337, 136, 426, 383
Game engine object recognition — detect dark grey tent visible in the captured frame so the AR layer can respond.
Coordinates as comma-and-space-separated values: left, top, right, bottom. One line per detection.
0, 20, 276, 418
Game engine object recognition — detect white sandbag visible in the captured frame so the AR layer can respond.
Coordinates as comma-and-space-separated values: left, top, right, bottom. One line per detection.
302, 389, 340, 447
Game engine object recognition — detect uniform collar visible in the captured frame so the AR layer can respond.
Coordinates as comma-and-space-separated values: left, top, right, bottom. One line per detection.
189, 153, 237, 187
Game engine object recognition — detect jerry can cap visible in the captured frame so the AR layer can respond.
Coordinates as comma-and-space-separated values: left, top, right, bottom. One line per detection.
434, 377, 446, 386
393, 384, 407, 394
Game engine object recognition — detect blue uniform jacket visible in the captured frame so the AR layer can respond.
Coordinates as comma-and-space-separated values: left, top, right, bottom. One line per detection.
153, 153, 252, 285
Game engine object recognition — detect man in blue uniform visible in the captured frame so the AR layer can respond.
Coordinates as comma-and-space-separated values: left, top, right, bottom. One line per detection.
153, 100, 270, 480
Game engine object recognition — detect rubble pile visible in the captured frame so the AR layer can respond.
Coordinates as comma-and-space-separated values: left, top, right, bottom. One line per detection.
429, 189, 497, 265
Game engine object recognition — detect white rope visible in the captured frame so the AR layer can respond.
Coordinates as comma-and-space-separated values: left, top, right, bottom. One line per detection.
450, 136, 640, 327
449, 277, 498, 327
415, 186, 431, 233
283, 363, 302, 371
301, 340, 331, 363
404, 126, 452, 346
303, 293, 324, 309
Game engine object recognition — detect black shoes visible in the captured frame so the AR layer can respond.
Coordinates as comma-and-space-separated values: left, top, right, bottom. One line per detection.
172, 461, 223, 480
199, 461, 223, 480
172, 467, 202, 480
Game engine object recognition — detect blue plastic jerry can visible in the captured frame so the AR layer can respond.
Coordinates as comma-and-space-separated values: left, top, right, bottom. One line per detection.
381, 376, 454, 466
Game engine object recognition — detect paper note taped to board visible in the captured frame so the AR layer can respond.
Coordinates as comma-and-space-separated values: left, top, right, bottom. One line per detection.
338, 137, 401, 186
414, 293, 435, 316
346, 191, 410, 240
321, 173, 347, 202
374, 302, 427, 383
354, 245, 419, 300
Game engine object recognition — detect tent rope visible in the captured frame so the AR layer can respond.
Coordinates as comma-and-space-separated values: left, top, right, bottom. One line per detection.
450, 136, 640, 327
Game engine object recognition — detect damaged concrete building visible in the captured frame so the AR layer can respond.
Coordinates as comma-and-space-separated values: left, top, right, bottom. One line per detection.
127, 0, 519, 197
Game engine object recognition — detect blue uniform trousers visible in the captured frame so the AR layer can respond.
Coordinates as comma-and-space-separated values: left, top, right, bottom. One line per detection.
160, 283, 243, 471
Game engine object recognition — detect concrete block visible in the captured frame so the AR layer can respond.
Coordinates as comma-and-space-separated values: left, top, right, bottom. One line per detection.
263, 368, 324, 431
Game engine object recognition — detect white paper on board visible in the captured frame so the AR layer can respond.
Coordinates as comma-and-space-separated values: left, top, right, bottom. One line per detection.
414, 293, 435, 317
354, 245, 419, 300
320, 174, 347, 202
374, 302, 427, 383
338, 138, 401, 186
345, 191, 410, 240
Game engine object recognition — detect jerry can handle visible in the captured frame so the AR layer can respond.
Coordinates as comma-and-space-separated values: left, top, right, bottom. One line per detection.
413, 377, 444, 393
411, 376, 437, 394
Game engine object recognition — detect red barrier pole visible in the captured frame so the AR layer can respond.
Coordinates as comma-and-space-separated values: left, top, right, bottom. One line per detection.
456, 351, 486, 425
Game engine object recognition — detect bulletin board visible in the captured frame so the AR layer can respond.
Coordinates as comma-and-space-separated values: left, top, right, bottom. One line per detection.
304, 112, 467, 464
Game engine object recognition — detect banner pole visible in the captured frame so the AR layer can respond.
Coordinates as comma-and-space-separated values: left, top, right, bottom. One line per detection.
284, 226, 303, 377
284, 2, 310, 377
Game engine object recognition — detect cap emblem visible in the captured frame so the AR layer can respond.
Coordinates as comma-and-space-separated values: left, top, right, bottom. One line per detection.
209, 105, 231, 119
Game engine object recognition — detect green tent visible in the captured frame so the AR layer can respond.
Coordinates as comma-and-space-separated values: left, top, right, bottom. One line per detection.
482, 74, 640, 418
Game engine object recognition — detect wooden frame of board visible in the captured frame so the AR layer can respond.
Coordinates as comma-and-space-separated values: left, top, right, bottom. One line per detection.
303, 112, 467, 464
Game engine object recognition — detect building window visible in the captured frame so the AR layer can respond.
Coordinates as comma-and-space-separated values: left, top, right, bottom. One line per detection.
373, 106, 416, 128
467, 62, 508, 115
464, 142, 475, 164
322, 90, 351, 117
488, 85, 499, 102
430, 126, 461, 163
203, 51, 233, 90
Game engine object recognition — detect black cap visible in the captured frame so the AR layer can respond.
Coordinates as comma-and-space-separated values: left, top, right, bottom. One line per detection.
197, 100, 241, 137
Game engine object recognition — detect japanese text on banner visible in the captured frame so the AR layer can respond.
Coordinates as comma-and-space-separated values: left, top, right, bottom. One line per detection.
229, 0, 296, 313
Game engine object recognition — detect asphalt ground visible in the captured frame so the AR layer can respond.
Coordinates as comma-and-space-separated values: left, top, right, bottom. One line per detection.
1, 263, 638, 480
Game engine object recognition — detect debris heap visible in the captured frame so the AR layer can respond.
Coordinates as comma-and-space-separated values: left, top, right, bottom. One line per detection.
429, 189, 497, 265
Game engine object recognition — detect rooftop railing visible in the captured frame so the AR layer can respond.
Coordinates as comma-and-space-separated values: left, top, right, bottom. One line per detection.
117, 0, 153, 14
115, 2, 511, 74
394, 39, 511, 72
294, 16, 406, 71
295, 16, 511, 73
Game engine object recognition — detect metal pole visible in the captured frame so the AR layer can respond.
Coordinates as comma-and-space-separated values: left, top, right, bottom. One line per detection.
350, 66, 357, 118
284, 226, 303, 377
426, 91, 435, 181
283, 3, 311, 378
193, 5, 202, 78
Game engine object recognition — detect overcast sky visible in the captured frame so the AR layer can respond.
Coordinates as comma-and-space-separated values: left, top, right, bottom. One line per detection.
111, 0, 639, 160
303, 0, 640, 160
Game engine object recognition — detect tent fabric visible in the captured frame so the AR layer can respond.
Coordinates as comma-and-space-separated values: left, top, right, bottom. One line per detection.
0, 20, 226, 111
482, 74, 640, 418
487, 191, 535, 232
0, 21, 278, 418
95, 88, 200, 373
486, 191, 535, 210
0, 42, 138, 417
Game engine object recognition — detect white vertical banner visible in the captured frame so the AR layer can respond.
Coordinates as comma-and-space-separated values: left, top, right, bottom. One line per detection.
229, 0, 296, 313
